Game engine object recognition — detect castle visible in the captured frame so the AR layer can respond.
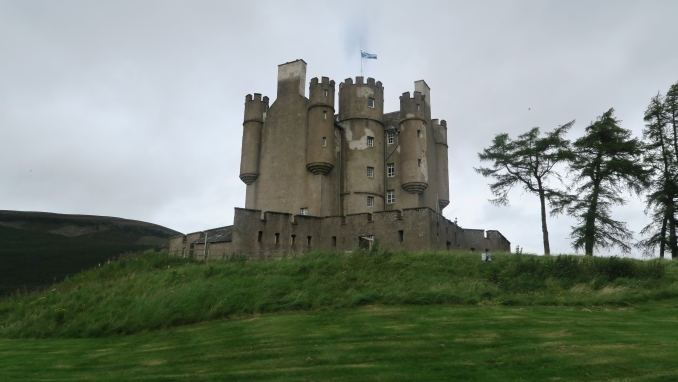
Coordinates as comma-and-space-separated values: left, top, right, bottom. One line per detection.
169, 59, 510, 258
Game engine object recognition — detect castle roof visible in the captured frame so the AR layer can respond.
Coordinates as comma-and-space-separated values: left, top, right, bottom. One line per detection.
191, 225, 233, 244
383, 111, 401, 128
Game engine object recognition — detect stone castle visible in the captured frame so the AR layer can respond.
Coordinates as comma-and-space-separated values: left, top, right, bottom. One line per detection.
169, 59, 510, 258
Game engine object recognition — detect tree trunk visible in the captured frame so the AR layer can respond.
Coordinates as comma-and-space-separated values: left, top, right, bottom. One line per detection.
584, 183, 600, 256
669, 212, 677, 259
538, 187, 550, 255
659, 215, 667, 258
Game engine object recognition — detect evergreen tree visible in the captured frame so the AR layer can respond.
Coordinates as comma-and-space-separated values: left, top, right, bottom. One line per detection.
475, 123, 574, 255
638, 85, 678, 258
564, 109, 648, 255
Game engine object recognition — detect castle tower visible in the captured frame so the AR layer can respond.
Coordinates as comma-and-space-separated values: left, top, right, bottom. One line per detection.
239, 93, 268, 186
337, 77, 385, 215
434, 119, 450, 210
306, 77, 336, 175
398, 91, 428, 194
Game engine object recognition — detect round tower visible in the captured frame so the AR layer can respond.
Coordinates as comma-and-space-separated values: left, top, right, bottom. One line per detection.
434, 119, 449, 209
306, 77, 336, 175
338, 77, 385, 214
239, 93, 268, 185
399, 91, 428, 194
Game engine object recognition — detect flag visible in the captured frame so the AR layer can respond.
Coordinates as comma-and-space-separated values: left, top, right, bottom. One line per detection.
361, 51, 377, 59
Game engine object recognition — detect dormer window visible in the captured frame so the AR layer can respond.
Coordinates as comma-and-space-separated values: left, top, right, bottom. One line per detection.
368, 98, 375, 108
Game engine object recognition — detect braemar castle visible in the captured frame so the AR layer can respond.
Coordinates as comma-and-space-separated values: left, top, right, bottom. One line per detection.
169, 59, 510, 258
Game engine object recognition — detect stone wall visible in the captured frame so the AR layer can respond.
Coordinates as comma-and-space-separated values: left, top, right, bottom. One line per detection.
226, 207, 509, 258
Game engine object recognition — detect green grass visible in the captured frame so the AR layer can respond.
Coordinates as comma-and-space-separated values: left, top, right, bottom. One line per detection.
0, 225, 153, 295
1, 303, 677, 381
1, 250, 676, 338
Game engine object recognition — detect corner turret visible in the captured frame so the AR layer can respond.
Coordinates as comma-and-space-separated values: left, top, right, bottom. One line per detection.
306, 77, 337, 175
338, 76, 384, 123
239, 93, 269, 185
399, 91, 428, 194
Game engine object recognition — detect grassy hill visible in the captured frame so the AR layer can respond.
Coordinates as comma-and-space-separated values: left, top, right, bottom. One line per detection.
1, 250, 677, 380
0, 210, 181, 295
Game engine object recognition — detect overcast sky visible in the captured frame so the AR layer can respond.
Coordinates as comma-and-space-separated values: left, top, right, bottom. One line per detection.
2, 0, 677, 256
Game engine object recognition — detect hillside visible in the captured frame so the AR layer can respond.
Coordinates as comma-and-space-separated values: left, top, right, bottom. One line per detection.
0, 210, 180, 246
0, 211, 181, 295
1, 250, 675, 338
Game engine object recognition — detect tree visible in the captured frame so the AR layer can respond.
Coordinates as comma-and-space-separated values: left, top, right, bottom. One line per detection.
638, 86, 678, 258
475, 122, 574, 255
562, 109, 648, 256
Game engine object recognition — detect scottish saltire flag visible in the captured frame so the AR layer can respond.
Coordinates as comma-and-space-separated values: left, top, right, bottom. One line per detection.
361, 51, 377, 59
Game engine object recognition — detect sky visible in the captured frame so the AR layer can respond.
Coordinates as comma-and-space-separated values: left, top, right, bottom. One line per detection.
2, 0, 677, 256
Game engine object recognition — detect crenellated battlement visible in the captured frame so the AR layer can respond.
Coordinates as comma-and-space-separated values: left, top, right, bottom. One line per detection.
308, 77, 336, 108
338, 76, 384, 122
399, 91, 427, 120
339, 76, 383, 89
433, 118, 448, 146
244, 93, 269, 123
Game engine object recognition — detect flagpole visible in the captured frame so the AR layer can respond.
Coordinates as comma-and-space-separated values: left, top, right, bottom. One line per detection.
360, 50, 363, 77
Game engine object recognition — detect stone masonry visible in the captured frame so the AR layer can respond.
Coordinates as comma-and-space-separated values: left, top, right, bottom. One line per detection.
169, 59, 510, 258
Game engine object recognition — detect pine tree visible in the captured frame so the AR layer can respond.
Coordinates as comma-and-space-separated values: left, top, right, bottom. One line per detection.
564, 109, 648, 255
638, 85, 678, 258
475, 123, 574, 255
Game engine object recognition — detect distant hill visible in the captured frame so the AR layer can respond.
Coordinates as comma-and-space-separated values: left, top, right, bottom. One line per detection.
0, 210, 180, 247
0, 210, 181, 295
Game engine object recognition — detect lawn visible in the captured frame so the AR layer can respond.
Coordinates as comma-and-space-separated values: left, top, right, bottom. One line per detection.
1, 303, 677, 381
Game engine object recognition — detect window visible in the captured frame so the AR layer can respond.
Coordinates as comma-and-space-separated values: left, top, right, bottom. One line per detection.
387, 190, 395, 204
418, 159, 421, 167
367, 196, 374, 207
417, 130, 421, 138
323, 89, 328, 97
300, 207, 308, 215
332, 236, 337, 247
322, 137, 327, 147
367, 166, 374, 178
387, 131, 394, 144
291, 235, 296, 245
257, 231, 263, 243
307, 236, 312, 247
417, 104, 420, 111
274, 233, 280, 244
367, 136, 374, 147
368, 98, 375, 108
323, 111, 327, 120
399, 230, 404, 243
387, 163, 395, 177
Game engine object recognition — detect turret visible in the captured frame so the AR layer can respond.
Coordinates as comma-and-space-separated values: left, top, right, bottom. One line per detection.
306, 77, 336, 175
434, 119, 449, 209
337, 77, 386, 214
399, 91, 428, 194
338, 76, 384, 123
239, 93, 269, 184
